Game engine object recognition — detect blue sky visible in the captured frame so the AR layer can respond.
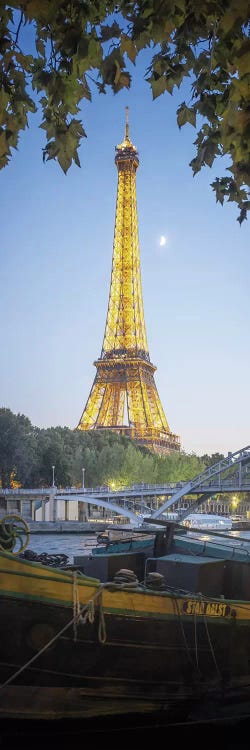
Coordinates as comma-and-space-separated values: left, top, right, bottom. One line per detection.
0, 47, 249, 457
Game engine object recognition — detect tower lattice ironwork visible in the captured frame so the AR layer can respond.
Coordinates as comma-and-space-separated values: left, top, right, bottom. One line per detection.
77, 110, 180, 455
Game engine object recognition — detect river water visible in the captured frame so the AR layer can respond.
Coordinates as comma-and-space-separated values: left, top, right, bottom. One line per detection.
26, 533, 98, 563
25, 528, 250, 564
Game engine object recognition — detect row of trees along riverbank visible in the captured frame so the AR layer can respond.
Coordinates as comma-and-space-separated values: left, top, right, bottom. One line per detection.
0, 408, 225, 490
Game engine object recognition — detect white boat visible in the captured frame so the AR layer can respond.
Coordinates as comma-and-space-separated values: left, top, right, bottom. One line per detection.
181, 513, 232, 530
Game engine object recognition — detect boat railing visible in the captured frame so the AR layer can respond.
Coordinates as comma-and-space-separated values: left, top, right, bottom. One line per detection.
176, 531, 250, 560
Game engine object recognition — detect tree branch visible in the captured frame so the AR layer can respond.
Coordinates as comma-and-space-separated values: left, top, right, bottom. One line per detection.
15, 11, 23, 47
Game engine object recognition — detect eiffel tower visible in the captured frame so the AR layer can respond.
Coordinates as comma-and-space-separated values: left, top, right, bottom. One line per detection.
77, 110, 180, 455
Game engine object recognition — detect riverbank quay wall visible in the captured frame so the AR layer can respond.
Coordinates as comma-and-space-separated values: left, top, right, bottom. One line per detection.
27, 521, 109, 534
0, 491, 87, 523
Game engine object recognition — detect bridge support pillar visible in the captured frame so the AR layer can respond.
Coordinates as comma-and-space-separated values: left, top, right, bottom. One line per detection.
31, 500, 36, 521
53, 497, 57, 522
49, 491, 57, 522
78, 502, 88, 521
41, 500, 46, 522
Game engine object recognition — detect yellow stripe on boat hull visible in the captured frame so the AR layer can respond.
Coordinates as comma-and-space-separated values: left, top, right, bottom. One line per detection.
0, 550, 249, 623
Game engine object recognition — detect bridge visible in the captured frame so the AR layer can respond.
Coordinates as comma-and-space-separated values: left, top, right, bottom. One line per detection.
151, 444, 250, 521
1, 445, 250, 524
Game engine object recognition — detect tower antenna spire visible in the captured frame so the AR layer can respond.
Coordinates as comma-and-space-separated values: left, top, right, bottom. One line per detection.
125, 105, 129, 139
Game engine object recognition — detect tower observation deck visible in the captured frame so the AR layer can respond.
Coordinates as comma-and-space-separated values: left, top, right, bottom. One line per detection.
77, 110, 180, 455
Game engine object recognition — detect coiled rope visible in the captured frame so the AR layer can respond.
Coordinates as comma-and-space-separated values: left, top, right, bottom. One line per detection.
0, 515, 29, 554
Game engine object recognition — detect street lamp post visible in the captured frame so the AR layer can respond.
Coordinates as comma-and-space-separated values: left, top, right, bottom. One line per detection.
82, 468, 85, 489
52, 465, 55, 488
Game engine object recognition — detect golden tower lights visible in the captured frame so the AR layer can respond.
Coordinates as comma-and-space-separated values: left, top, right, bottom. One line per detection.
77, 110, 180, 455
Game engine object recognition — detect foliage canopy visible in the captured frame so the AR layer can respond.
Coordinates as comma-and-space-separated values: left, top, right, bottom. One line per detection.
0, 407, 206, 489
0, 1, 250, 221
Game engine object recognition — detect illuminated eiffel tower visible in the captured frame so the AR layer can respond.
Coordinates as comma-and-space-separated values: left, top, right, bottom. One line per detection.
77, 110, 180, 455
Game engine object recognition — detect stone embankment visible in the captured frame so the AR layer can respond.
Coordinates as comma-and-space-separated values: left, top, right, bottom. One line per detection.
28, 521, 108, 534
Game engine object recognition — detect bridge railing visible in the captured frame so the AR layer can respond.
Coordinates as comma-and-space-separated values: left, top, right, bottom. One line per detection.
0, 488, 55, 495
189, 446, 250, 489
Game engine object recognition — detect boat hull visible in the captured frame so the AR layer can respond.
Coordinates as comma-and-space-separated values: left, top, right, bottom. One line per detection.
0, 550, 250, 722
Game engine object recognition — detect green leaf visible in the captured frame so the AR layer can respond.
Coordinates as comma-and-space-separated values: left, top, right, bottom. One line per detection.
0, 89, 9, 111
88, 38, 102, 68
113, 72, 131, 93
68, 119, 86, 139
237, 207, 248, 225
77, 37, 89, 60
35, 38, 45, 57
150, 76, 167, 99
236, 41, 250, 77
220, 0, 250, 34
114, 60, 121, 86
142, 7, 153, 19
120, 34, 137, 64
177, 103, 196, 128
100, 22, 121, 42
211, 177, 229, 205
135, 31, 152, 52
15, 53, 34, 72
